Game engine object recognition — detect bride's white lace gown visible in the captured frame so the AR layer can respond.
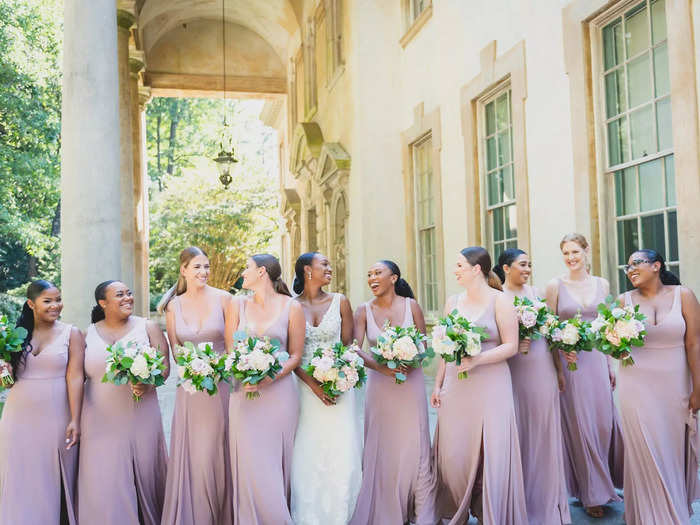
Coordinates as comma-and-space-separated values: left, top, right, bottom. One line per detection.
291, 293, 364, 525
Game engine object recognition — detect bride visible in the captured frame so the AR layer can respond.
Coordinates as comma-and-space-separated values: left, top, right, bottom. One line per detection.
290, 252, 363, 525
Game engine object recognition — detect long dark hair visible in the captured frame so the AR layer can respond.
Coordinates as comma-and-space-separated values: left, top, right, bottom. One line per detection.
379, 260, 415, 299
494, 248, 527, 284
293, 252, 319, 295
91, 280, 118, 324
14, 280, 57, 373
635, 249, 680, 285
460, 247, 503, 291
251, 254, 292, 297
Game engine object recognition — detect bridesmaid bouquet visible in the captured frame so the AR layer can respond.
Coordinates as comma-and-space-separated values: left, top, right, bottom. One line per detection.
102, 341, 167, 401
431, 310, 489, 379
370, 321, 432, 384
589, 297, 646, 367
174, 342, 226, 396
546, 314, 593, 371
0, 315, 28, 388
303, 341, 367, 401
223, 332, 289, 399
513, 296, 551, 352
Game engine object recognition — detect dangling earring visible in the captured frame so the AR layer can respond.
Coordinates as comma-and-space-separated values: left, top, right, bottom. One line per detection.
307, 272, 312, 280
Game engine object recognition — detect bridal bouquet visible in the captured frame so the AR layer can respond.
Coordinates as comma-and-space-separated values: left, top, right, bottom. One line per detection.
102, 341, 166, 401
431, 310, 489, 379
371, 322, 432, 384
513, 296, 552, 352
0, 316, 28, 388
223, 332, 289, 399
174, 341, 226, 395
546, 314, 593, 371
589, 298, 646, 367
304, 341, 367, 400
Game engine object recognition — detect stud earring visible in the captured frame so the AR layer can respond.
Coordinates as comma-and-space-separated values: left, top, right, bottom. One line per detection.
307, 272, 312, 280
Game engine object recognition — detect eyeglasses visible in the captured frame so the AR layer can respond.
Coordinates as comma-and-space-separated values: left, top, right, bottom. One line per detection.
623, 259, 650, 273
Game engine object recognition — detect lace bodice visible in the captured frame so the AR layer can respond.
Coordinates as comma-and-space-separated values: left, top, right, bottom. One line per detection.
301, 293, 342, 366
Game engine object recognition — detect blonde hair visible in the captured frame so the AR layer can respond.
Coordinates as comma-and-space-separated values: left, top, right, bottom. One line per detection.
157, 247, 208, 313
559, 233, 591, 272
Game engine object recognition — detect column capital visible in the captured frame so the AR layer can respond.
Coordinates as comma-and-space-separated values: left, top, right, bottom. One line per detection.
129, 49, 145, 77
116, 9, 136, 30
138, 86, 152, 109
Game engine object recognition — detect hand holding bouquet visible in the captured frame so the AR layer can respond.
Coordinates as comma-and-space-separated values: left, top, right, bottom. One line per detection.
304, 341, 367, 401
0, 316, 28, 388
545, 314, 593, 371
430, 310, 489, 379
175, 341, 225, 395
370, 322, 432, 384
102, 341, 166, 401
513, 296, 551, 353
590, 297, 646, 367
223, 332, 289, 399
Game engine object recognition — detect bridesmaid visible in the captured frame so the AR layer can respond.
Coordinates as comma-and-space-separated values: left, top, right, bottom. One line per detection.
0, 280, 83, 524
225, 254, 304, 524
160, 247, 233, 525
349, 260, 438, 525
290, 252, 362, 525
495, 249, 571, 524
431, 247, 527, 525
544, 233, 624, 518
617, 249, 700, 524
79, 280, 170, 525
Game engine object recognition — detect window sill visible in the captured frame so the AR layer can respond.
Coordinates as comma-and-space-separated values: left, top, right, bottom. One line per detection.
399, 4, 433, 49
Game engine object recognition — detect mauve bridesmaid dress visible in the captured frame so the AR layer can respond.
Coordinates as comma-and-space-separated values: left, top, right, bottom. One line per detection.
0, 322, 78, 524
161, 296, 232, 525
79, 316, 168, 525
618, 286, 700, 524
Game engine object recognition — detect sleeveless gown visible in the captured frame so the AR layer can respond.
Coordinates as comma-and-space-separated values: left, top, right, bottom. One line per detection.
507, 286, 570, 525
161, 296, 233, 525
618, 286, 700, 524
291, 293, 363, 524
349, 297, 438, 525
434, 294, 528, 525
0, 322, 78, 524
228, 297, 300, 524
79, 316, 168, 525
556, 277, 624, 507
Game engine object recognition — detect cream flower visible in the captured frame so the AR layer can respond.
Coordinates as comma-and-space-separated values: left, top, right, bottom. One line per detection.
129, 354, 150, 379
561, 323, 580, 346
393, 336, 418, 361
519, 309, 537, 328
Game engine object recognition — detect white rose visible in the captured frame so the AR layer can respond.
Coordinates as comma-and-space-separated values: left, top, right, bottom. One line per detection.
393, 336, 418, 361
550, 327, 563, 342
611, 307, 626, 319
197, 342, 214, 352
248, 349, 274, 372
190, 357, 214, 376
433, 336, 456, 356
129, 354, 150, 380
561, 323, 580, 346
590, 316, 606, 333
519, 309, 537, 329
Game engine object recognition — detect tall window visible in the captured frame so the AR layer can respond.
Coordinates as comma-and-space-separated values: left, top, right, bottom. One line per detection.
408, 0, 428, 24
412, 135, 438, 315
600, 0, 677, 290
481, 88, 517, 261
324, 0, 343, 81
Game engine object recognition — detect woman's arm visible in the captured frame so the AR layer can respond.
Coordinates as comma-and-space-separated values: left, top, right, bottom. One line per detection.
164, 304, 181, 355
410, 298, 427, 335
431, 295, 457, 406
65, 326, 85, 450
278, 300, 304, 378
146, 319, 171, 380
224, 296, 240, 352
339, 295, 354, 346
353, 304, 395, 378
682, 287, 700, 411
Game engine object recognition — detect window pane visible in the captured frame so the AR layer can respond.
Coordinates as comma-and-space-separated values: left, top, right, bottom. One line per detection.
651, 0, 667, 45
486, 102, 496, 136
668, 263, 680, 281
625, 3, 649, 58
641, 213, 666, 256
653, 43, 670, 97
630, 104, 655, 159
665, 155, 676, 206
486, 137, 497, 171
656, 97, 673, 151
615, 166, 638, 216
487, 170, 502, 206
605, 69, 627, 118
627, 52, 652, 108
503, 165, 515, 201
497, 130, 511, 165
505, 204, 517, 238
608, 116, 629, 166
668, 210, 678, 260
639, 158, 664, 212
618, 218, 639, 264
603, 19, 624, 70
493, 207, 504, 242
496, 92, 509, 131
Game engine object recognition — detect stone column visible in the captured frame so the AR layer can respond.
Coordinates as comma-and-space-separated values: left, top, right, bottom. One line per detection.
61, 1, 122, 326
137, 86, 152, 316
117, 9, 136, 298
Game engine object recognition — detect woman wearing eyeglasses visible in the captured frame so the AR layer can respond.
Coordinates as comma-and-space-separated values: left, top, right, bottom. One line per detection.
616, 249, 700, 524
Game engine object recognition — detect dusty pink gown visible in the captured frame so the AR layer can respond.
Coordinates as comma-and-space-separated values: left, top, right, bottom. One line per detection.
508, 286, 570, 524
228, 298, 299, 524
0, 322, 78, 525
557, 277, 624, 507
434, 294, 528, 525
79, 316, 168, 525
618, 287, 700, 524
161, 297, 232, 525
349, 297, 438, 525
